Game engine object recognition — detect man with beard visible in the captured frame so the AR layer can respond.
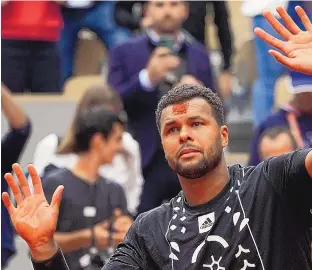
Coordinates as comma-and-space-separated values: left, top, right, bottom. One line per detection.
3, 84, 312, 269
108, 0, 215, 215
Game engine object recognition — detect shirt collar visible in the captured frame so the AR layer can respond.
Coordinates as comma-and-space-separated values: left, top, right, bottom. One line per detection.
146, 29, 186, 52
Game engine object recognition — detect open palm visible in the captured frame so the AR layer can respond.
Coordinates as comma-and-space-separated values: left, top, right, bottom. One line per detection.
2, 164, 63, 250
254, 5, 312, 75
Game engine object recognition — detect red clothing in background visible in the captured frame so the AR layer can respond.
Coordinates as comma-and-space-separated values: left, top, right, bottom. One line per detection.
1, 1, 63, 41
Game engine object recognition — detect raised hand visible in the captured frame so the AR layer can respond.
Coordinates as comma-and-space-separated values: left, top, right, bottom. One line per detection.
2, 163, 64, 261
254, 6, 312, 74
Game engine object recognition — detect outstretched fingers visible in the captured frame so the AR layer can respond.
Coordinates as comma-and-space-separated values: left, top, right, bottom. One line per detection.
12, 164, 31, 198
50, 185, 64, 212
27, 164, 44, 196
276, 6, 301, 35
295, 6, 312, 31
254, 27, 286, 52
2, 192, 16, 216
4, 172, 24, 205
263, 10, 292, 40
268, 50, 295, 69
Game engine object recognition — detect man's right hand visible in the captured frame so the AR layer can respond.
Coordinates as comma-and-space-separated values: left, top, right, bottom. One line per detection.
146, 47, 180, 86
2, 164, 64, 261
93, 220, 110, 250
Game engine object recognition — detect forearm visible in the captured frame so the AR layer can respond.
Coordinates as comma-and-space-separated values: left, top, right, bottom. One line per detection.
54, 229, 91, 253
213, 1, 233, 70
31, 246, 70, 270
1, 85, 28, 129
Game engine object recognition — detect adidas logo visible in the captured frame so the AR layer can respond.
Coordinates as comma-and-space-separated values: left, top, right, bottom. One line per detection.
200, 218, 213, 230
198, 212, 215, 233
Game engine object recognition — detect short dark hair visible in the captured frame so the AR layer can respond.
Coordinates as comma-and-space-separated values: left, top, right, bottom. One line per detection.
155, 84, 225, 131
259, 126, 297, 150
73, 106, 125, 153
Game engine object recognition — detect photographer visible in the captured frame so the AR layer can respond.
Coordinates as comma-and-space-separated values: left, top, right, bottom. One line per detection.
108, 0, 215, 215
42, 107, 132, 270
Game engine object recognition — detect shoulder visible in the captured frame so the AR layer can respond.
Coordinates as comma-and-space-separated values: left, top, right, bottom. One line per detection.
122, 132, 140, 154
260, 109, 288, 128
111, 35, 148, 53
188, 39, 209, 55
42, 168, 69, 187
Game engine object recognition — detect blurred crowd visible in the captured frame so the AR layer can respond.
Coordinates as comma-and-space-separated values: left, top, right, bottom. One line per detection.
1, 1, 312, 269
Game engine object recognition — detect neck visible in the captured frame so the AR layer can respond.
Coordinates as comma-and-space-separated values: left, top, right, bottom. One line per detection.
151, 28, 180, 40
179, 156, 229, 206
71, 152, 101, 183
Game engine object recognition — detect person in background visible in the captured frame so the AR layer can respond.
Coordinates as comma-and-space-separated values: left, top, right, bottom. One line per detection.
32, 84, 143, 216
258, 126, 297, 161
114, 1, 233, 99
1, 0, 63, 93
242, 0, 312, 127
41, 106, 132, 270
249, 73, 312, 166
1, 84, 32, 268
108, 0, 215, 215
59, 1, 131, 84
3, 84, 312, 270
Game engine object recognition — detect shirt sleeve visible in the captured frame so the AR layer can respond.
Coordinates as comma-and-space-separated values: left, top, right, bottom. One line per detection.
103, 214, 147, 269
264, 149, 312, 227
31, 248, 70, 270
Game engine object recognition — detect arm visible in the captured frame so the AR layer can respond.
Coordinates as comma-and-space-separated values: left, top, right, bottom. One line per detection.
108, 47, 147, 102
104, 215, 147, 269
1, 85, 32, 185
265, 149, 312, 227
211, 1, 233, 71
1, 85, 28, 129
54, 229, 91, 254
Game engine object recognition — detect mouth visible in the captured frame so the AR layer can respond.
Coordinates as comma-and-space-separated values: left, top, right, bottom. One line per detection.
178, 148, 200, 159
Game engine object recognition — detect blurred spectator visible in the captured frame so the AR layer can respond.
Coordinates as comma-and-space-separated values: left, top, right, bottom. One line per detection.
258, 126, 296, 161
249, 73, 312, 166
108, 0, 215, 214
242, 0, 312, 127
42, 106, 132, 270
32, 84, 143, 216
1, 1, 63, 93
184, 1, 233, 99
59, 1, 131, 84
1, 84, 32, 268
115, 1, 233, 99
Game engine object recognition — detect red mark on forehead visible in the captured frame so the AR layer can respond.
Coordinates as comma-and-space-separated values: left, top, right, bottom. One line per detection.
172, 103, 189, 115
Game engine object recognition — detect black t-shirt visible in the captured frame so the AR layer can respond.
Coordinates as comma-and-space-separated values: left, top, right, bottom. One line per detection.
104, 150, 312, 270
43, 168, 128, 270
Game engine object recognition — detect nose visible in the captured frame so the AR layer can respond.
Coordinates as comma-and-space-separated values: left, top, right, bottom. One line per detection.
179, 129, 194, 144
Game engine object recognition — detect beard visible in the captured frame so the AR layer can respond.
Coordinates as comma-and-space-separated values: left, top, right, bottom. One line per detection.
169, 141, 223, 179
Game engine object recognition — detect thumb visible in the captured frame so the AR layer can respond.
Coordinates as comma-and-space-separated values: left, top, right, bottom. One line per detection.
100, 220, 110, 230
114, 208, 123, 218
50, 185, 64, 212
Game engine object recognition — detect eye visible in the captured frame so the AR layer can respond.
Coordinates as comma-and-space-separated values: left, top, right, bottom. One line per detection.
192, 122, 203, 127
168, 127, 179, 134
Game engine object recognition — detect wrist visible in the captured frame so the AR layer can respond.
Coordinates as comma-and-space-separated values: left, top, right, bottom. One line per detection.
30, 240, 58, 262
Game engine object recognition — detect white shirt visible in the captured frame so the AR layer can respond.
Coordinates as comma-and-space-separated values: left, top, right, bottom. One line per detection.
241, 0, 289, 17
32, 132, 143, 216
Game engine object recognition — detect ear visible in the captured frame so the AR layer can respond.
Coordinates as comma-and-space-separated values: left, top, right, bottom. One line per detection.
183, 2, 190, 21
220, 125, 229, 148
90, 133, 106, 150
